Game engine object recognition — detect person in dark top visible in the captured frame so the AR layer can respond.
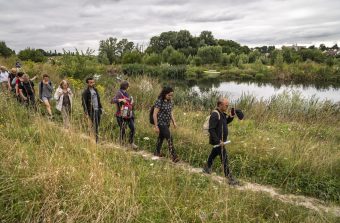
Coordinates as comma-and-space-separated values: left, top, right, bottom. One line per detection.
112, 81, 138, 149
82, 77, 102, 143
152, 86, 179, 163
18, 74, 35, 108
203, 97, 239, 185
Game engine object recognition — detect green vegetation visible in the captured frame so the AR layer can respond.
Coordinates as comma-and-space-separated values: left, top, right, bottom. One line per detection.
0, 84, 338, 222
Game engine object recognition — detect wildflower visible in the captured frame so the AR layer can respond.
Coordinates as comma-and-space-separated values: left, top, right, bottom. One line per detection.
143, 137, 150, 140
150, 163, 154, 166
183, 112, 187, 116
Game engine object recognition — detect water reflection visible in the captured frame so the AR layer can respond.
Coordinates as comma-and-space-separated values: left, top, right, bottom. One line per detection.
190, 79, 340, 102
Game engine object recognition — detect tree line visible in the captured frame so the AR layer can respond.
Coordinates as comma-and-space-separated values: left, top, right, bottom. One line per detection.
1, 30, 339, 66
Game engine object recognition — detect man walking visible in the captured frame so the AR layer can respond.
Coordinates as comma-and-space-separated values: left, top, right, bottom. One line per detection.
203, 97, 239, 185
82, 77, 103, 143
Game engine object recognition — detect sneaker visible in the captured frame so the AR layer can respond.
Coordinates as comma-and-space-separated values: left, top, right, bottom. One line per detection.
227, 175, 240, 186
172, 155, 180, 163
202, 166, 212, 174
130, 143, 138, 150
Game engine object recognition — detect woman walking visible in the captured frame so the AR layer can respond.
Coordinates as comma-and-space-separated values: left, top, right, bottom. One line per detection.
54, 80, 73, 129
153, 86, 179, 163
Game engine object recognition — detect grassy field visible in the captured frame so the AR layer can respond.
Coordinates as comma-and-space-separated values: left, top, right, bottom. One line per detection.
0, 95, 338, 222
0, 57, 339, 221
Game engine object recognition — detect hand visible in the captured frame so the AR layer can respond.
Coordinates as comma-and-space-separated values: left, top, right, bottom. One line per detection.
23, 97, 28, 101
120, 99, 127, 103
220, 140, 224, 147
154, 126, 160, 133
173, 122, 177, 129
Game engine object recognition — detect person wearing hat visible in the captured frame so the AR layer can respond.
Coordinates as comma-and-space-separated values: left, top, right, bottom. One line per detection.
0, 66, 11, 93
203, 97, 240, 185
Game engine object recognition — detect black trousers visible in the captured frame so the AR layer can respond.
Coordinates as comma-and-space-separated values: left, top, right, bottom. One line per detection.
117, 117, 135, 144
90, 110, 101, 143
155, 125, 176, 157
207, 146, 231, 177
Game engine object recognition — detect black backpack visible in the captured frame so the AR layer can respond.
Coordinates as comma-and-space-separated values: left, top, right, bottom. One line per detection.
149, 100, 163, 125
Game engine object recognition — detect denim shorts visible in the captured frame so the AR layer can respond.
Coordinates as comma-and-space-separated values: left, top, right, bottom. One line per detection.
42, 96, 51, 102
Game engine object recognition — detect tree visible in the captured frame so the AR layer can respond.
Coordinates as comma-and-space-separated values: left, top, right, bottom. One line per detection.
0, 41, 15, 58
274, 51, 284, 70
319, 44, 327, 51
18, 48, 46, 62
199, 31, 216, 46
248, 50, 261, 63
197, 46, 222, 64
98, 37, 119, 64
117, 38, 134, 57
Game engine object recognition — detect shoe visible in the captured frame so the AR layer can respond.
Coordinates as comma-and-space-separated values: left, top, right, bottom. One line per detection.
202, 166, 212, 174
130, 143, 138, 150
154, 151, 164, 157
172, 155, 180, 163
227, 175, 240, 186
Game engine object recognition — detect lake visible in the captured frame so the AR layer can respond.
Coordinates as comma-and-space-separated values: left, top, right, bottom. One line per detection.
191, 80, 340, 103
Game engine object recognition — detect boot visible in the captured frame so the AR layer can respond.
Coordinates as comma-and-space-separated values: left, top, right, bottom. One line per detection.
172, 154, 180, 163
227, 174, 240, 186
202, 165, 212, 174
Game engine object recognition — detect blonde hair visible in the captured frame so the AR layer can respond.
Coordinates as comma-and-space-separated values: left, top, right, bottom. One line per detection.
60, 80, 69, 88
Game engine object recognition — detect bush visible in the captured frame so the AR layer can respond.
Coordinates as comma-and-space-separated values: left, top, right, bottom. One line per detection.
122, 63, 145, 76
162, 65, 187, 79
197, 46, 222, 64
143, 53, 162, 65
168, 50, 187, 65
122, 51, 143, 64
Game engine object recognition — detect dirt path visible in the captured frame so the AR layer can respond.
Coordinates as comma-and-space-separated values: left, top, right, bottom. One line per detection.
73, 131, 340, 217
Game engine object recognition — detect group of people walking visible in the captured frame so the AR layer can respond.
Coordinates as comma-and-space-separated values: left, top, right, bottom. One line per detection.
0, 64, 240, 185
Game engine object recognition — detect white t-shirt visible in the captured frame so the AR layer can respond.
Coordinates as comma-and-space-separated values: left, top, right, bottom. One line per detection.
0, 71, 9, 83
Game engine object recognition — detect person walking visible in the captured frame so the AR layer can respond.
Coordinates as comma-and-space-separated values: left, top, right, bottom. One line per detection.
112, 81, 138, 149
18, 74, 35, 109
82, 77, 102, 143
54, 80, 73, 129
152, 86, 179, 163
203, 97, 239, 185
39, 74, 53, 118
0, 66, 11, 93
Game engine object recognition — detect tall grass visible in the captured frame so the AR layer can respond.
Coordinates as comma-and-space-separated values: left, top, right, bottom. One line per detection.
92, 75, 340, 204
1, 96, 337, 222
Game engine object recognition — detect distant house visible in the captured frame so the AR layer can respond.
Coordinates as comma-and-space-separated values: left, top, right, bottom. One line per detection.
284, 44, 306, 51
323, 49, 340, 56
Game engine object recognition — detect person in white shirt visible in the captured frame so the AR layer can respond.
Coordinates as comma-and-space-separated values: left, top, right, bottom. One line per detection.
0, 66, 11, 93
54, 80, 73, 129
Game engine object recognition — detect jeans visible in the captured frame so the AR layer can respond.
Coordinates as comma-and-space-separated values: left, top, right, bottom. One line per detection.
90, 109, 101, 143
155, 125, 177, 157
117, 117, 135, 144
207, 146, 231, 177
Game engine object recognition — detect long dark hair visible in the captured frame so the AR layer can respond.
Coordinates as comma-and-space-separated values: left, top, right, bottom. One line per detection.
158, 86, 174, 100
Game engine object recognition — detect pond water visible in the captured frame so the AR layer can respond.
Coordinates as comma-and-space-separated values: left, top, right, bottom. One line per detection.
191, 80, 340, 103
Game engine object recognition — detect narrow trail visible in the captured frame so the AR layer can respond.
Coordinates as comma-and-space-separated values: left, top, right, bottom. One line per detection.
69, 128, 340, 217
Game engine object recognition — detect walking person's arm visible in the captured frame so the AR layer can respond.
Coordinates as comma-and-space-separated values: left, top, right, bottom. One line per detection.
171, 112, 177, 128
153, 108, 160, 133
208, 112, 220, 146
19, 89, 27, 101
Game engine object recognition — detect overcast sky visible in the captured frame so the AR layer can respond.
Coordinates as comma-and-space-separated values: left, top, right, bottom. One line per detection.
1, 0, 339, 52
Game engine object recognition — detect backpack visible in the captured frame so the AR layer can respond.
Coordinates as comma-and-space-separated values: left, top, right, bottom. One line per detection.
149, 100, 163, 125
202, 110, 220, 135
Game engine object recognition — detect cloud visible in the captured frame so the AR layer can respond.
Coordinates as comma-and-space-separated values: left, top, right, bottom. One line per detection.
0, 0, 339, 52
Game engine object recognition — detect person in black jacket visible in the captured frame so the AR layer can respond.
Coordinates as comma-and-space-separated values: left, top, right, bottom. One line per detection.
203, 97, 239, 185
82, 77, 103, 143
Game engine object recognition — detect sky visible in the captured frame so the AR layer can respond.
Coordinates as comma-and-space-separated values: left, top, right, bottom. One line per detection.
1, 0, 339, 53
